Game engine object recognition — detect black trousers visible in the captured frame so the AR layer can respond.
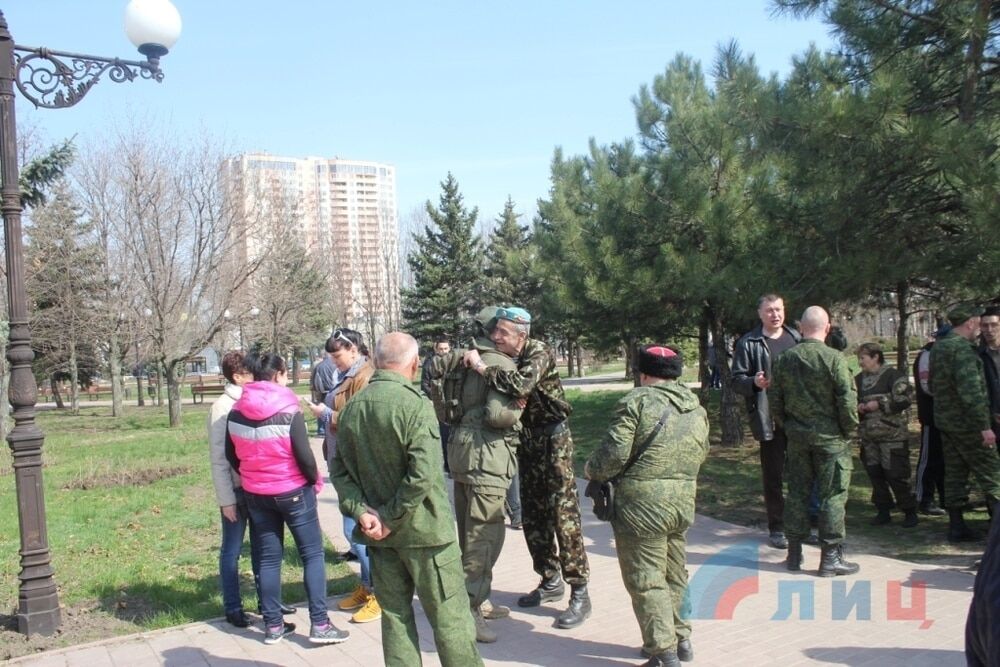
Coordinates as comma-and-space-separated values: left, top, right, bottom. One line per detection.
915, 424, 945, 507
759, 429, 787, 533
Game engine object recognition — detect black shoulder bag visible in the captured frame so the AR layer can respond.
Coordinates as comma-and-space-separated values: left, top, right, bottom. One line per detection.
585, 407, 670, 522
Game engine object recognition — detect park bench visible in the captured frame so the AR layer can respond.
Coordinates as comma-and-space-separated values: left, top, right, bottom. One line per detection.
190, 383, 226, 404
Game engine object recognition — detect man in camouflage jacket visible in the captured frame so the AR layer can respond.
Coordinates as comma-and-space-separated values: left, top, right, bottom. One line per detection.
930, 305, 1000, 542
585, 345, 708, 667
463, 306, 591, 630
771, 306, 860, 577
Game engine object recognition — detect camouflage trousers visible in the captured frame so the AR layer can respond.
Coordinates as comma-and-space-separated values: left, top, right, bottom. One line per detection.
518, 424, 590, 585
940, 429, 1000, 510
453, 481, 506, 607
369, 541, 483, 667
613, 525, 690, 656
784, 434, 853, 546
860, 439, 916, 511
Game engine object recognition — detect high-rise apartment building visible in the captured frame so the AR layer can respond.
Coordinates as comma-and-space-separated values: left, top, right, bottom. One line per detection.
222, 152, 400, 341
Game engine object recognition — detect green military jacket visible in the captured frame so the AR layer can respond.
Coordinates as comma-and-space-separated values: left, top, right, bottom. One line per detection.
331, 369, 457, 548
770, 339, 859, 444
447, 340, 523, 493
484, 337, 572, 428
930, 331, 991, 434
855, 365, 912, 443
586, 382, 709, 535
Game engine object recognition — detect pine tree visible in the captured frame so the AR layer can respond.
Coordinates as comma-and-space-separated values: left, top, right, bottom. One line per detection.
402, 173, 484, 343
482, 197, 540, 317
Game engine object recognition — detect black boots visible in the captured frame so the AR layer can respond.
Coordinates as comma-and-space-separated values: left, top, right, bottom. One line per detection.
901, 509, 919, 528
870, 508, 891, 525
642, 650, 681, 667
786, 541, 803, 572
948, 508, 981, 542
517, 574, 565, 607
676, 637, 693, 662
555, 584, 592, 629
818, 544, 860, 577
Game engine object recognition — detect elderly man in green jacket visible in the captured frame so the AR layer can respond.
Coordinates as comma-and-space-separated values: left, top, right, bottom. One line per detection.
331, 332, 482, 667
585, 345, 709, 667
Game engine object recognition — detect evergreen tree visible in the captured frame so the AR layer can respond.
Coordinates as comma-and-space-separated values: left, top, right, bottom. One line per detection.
482, 197, 541, 318
402, 173, 484, 343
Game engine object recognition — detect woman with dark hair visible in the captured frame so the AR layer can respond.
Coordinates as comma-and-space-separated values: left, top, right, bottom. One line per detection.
208, 351, 294, 628
308, 328, 378, 623
856, 342, 918, 528
226, 352, 349, 646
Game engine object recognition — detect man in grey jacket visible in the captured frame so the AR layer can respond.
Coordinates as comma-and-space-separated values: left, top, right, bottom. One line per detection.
731, 294, 801, 549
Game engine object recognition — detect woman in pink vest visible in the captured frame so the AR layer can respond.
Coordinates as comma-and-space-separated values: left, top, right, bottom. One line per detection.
225, 352, 349, 646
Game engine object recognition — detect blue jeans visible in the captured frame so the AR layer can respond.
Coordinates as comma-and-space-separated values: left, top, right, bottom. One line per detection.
247, 485, 328, 627
219, 488, 262, 614
342, 515, 372, 588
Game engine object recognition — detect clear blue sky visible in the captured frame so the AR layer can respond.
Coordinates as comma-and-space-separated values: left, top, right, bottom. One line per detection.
7, 1, 832, 228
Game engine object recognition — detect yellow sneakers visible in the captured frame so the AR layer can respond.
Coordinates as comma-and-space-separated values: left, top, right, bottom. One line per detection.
338, 584, 369, 611
351, 593, 382, 623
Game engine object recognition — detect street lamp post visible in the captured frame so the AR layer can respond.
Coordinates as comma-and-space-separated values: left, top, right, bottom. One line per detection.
0, 1, 181, 636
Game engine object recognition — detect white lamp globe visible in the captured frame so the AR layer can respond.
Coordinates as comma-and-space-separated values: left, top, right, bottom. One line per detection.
124, 0, 182, 58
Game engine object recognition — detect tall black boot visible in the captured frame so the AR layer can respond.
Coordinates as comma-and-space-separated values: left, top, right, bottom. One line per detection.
786, 541, 802, 572
556, 583, 592, 629
642, 650, 681, 667
818, 544, 860, 577
517, 574, 564, 607
948, 507, 980, 542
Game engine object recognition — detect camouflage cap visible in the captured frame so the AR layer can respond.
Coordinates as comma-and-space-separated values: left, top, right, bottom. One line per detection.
947, 303, 979, 326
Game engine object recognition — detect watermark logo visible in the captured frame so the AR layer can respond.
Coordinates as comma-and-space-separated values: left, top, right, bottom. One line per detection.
684, 539, 933, 628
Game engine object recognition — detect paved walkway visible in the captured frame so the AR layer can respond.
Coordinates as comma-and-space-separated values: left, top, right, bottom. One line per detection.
10, 437, 976, 666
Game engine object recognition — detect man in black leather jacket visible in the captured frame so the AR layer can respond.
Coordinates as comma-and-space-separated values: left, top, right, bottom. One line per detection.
731, 294, 801, 549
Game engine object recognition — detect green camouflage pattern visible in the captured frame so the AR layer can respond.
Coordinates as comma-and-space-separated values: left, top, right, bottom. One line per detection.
941, 430, 1000, 509
856, 365, 916, 511
771, 339, 858, 546
614, 529, 691, 656
770, 339, 859, 441
519, 427, 590, 586
856, 366, 912, 442
484, 337, 572, 427
586, 380, 706, 657
585, 382, 709, 534
930, 331, 991, 434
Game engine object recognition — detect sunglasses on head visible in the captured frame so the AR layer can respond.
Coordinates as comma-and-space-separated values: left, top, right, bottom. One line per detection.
332, 329, 353, 345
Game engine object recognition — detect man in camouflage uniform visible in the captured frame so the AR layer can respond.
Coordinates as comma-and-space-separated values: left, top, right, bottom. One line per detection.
930, 305, 1000, 542
429, 307, 523, 643
332, 333, 482, 667
771, 306, 860, 577
855, 342, 918, 527
463, 306, 592, 629
585, 345, 708, 667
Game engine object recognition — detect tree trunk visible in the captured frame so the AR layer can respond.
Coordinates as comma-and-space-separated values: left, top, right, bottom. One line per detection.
566, 338, 575, 377
708, 309, 743, 447
136, 374, 145, 407
166, 361, 183, 427
575, 343, 583, 378
895, 282, 910, 372
155, 364, 164, 407
110, 333, 124, 417
625, 335, 640, 386
291, 346, 301, 385
50, 375, 64, 409
69, 340, 80, 415
697, 316, 710, 405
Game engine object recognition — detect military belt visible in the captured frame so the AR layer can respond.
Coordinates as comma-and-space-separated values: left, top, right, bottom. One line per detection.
529, 420, 567, 439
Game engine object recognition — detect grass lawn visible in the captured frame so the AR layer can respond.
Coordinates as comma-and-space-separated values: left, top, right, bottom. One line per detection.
0, 405, 354, 660
565, 388, 988, 564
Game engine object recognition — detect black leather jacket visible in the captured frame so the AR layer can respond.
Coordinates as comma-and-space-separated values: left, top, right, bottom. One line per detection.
978, 340, 1000, 439
731, 324, 801, 442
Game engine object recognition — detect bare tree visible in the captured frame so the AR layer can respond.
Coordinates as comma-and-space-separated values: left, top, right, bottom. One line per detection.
94, 124, 261, 426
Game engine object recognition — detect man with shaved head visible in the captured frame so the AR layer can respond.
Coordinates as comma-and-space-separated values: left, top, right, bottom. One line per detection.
332, 332, 483, 666
771, 307, 861, 577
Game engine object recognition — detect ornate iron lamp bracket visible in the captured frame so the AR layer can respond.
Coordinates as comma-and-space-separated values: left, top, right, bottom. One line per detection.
13, 45, 161, 109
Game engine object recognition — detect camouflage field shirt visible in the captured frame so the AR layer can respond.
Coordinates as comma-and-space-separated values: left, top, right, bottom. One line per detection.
855, 365, 913, 443
484, 337, 572, 428
930, 331, 991, 434
770, 338, 859, 443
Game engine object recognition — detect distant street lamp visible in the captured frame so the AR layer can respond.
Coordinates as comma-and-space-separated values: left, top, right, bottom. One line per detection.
0, 1, 181, 636
225, 306, 260, 350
